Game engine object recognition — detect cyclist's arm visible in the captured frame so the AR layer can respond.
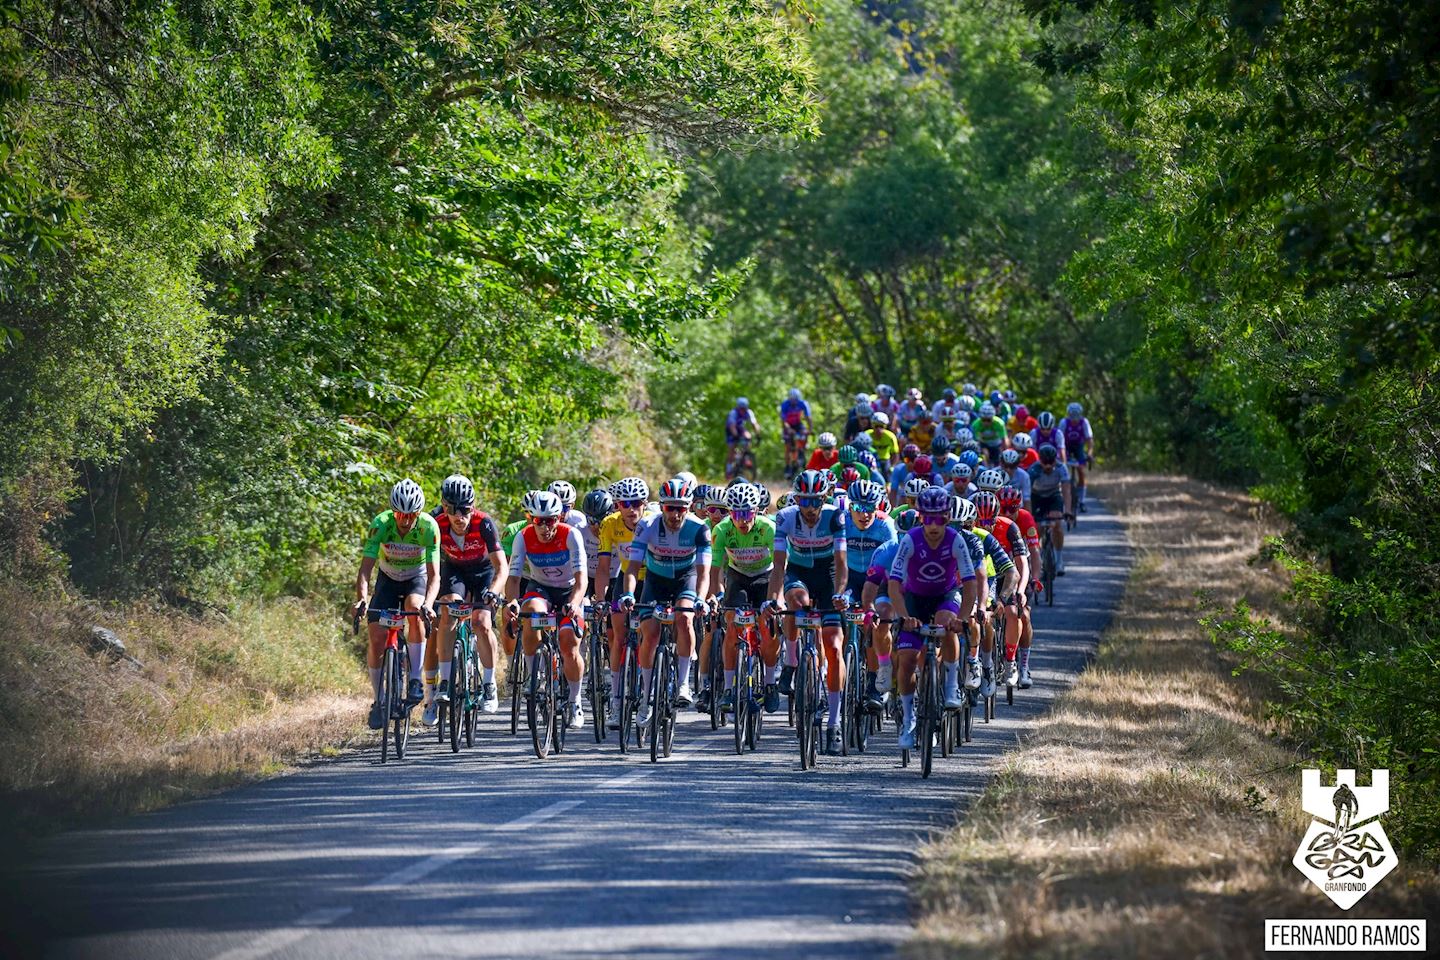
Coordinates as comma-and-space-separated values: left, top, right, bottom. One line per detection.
483, 516, 509, 585
424, 557, 440, 609
831, 547, 848, 596
595, 552, 612, 593
767, 549, 788, 604
621, 554, 639, 600
355, 556, 376, 605
567, 527, 588, 611
504, 535, 529, 603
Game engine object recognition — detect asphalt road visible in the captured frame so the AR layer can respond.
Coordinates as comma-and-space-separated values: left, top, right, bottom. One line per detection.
7, 495, 1130, 960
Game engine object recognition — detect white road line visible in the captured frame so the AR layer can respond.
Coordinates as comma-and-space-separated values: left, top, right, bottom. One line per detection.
209, 907, 353, 960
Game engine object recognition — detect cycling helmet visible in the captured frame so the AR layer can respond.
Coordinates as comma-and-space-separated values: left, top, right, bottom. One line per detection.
990, 391, 1004, 405
913, 454, 934, 475
794, 469, 829, 497
961, 440, 982, 455
942, 387, 957, 401
977, 468, 1005, 491
1004, 390, 1018, 403
692, 483, 714, 507
901, 443, 921, 460
838, 444, 858, 464
1013, 433, 1033, 450
955, 427, 974, 444
877, 384, 896, 398
962, 382, 979, 396
1000, 449, 1021, 466
736, 397, 750, 408
907, 387, 922, 400
659, 478, 695, 505
852, 433, 873, 450
582, 488, 614, 523
725, 483, 763, 512
960, 395, 976, 411
817, 432, 837, 449
1038, 444, 1058, 465
953, 496, 978, 526
998, 486, 1023, 510
959, 450, 981, 470
974, 491, 1001, 522
775, 491, 797, 510
390, 478, 425, 513
848, 481, 885, 511
872, 411, 890, 427
753, 483, 773, 511
855, 402, 873, 418
854, 392, 870, 405
930, 435, 951, 456
916, 486, 950, 515
440, 474, 474, 509
1067, 402, 1084, 417
902, 476, 931, 499
522, 489, 563, 518
706, 485, 730, 508
548, 480, 577, 507
840, 466, 861, 487
979, 403, 996, 418
676, 470, 698, 485
1015, 404, 1029, 420
947, 461, 972, 480
788, 387, 802, 401
1037, 411, 1055, 429
611, 476, 649, 502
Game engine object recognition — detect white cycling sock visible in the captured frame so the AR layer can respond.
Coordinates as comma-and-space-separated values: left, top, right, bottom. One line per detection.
1019, 647, 1031, 670
827, 691, 842, 726
724, 669, 735, 690
569, 680, 581, 703
408, 644, 424, 680
482, 667, 495, 685
902, 693, 915, 726
877, 655, 892, 691
439, 661, 452, 682
369, 668, 382, 699
768, 661, 782, 683
675, 655, 692, 687
785, 638, 798, 667
944, 660, 959, 690
641, 667, 653, 699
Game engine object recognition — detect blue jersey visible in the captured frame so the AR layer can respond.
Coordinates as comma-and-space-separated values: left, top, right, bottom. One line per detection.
774, 504, 846, 569
779, 398, 812, 426
866, 539, 901, 579
631, 514, 712, 578
844, 512, 897, 573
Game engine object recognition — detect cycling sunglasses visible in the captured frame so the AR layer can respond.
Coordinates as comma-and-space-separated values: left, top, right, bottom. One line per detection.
532, 515, 560, 527
707, 505, 730, 516
921, 513, 949, 527
850, 506, 877, 517
617, 498, 645, 509
662, 504, 688, 515
731, 509, 756, 522
395, 511, 419, 523
795, 496, 824, 508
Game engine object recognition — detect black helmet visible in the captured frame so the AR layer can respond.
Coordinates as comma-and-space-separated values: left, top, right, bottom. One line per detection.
1038, 444, 1058, 465
582, 488, 615, 523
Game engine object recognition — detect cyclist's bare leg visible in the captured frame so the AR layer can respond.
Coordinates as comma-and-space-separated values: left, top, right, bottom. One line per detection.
558, 624, 583, 684
365, 621, 387, 699
403, 592, 426, 684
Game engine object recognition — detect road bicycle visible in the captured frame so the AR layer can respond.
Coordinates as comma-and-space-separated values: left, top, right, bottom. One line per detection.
583, 602, 609, 742
644, 602, 681, 763
1039, 522, 1059, 607
354, 608, 428, 763
992, 593, 1020, 708
437, 594, 496, 753
525, 610, 570, 759
902, 621, 947, 778
842, 609, 870, 755
616, 607, 644, 754
725, 603, 766, 754
776, 608, 825, 770
705, 604, 727, 731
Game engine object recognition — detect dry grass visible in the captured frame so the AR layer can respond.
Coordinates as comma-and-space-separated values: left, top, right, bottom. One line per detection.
907, 472, 1440, 960
0, 584, 366, 851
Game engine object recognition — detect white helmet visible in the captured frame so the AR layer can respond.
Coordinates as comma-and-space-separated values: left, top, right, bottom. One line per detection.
1012, 433, 1033, 450
979, 403, 996, 418
390, 478, 425, 513
788, 387, 802, 401
902, 476, 931, 499
736, 397, 750, 408
675, 471, 698, 486
876, 384, 895, 398
872, 411, 890, 426
952, 496, 978, 525
906, 387, 922, 400
855, 401, 873, 417
960, 395, 976, 411
611, 476, 649, 502
976, 468, 1005, 492
1001, 448, 1021, 466
817, 432, 837, 449
725, 483, 763, 512
854, 392, 870, 405
955, 427, 974, 443
962, 382, 978, 395
547, 480, 577, 508
522, 489, 563, 518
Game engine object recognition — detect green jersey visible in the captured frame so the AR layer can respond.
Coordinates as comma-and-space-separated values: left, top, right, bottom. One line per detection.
362, 510, 440, 580
975, 416, 1008, 444
712, 516, 777, 576
500, 518, 528, 554
828, 462, 872, 483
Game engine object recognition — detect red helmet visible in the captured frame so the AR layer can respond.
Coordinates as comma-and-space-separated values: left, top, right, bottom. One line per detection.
841, 466, 861, 485
901, 443, 920, 460
997, 486, 1023, 510
974, 491, 1000, 522
913, 455, 933, 475
1015, 404, 1029, 419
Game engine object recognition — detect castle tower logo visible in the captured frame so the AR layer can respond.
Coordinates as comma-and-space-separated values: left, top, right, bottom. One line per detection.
1293, 769, 1396, 909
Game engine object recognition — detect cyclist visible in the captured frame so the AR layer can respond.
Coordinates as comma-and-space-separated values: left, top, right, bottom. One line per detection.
806, 432, 840, 472
829, 445, 872, 486
1031, 411, 1064, 463
596, 477, 653, 728
503, 489, 589, 730
910, 453, 942, 488
581, 488, 615, 594
867, 411, 900, 479
1029, 444, 1075, 574
850, 433, 883, 478
860, 517, 907, 709
1007, 403, 1037, 437
998, 485, 1040, 688
999, 448, 1032, 511
779, 388, 814, 479
425, 475, 508, 724
973, 403, 1008, 466
619, 478, 712, 721
844, 400, 875, 443
768, 470, 849, 754
974, 491, 1028, 689
1060, 402, 1095, 513
954, 495, 1017, 700
887, 486, 980, 749
930, 434, 958, 477
907, 409, 937, 453
548, 480, 587, 534
893, 475, 930, 523
945, 461, 975, 499
841, 481, 897, 708
695, 484, 732, 711
725, 398, 760, 476
872, 384, 901, 423
887, 442, 922, 501
355, 479, 441, 730
931, 387, 963, 439
896, 387, 927, 436
708, 483, 782, 713
1012, 431, 1039, 470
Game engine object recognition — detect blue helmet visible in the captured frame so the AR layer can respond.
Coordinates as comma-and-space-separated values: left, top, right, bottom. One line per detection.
959, 450, 981, 470
917, 486, 951, 515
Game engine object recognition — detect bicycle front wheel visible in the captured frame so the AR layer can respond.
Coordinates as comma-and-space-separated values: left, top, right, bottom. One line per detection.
919, 650, 938, 779
449, 635, 465, 753
509, 642, 526, 736
734, 647, 748, 755
649, 641, 670, 763
528, 650, 553, 759
380, 646, 397, 764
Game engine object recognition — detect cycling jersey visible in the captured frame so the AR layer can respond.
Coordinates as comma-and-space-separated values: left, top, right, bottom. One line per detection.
865, 538, 901, 588
868, 427, 899, 462
509, 523, 586, 589
974, 416, 1008, 445
896, 400, 927, 434
631, 513, 712, 578
932, 452, 959, 476
774, 504, 846, 568
597, 511, 647, 581
969, 525, 1015, 580
1028, 461, 1071, 497
1030, 426, 1063, 454
1059, 416, 1092, 449
1002, 465, 1031, 502
432, 509, 500, 569
363, 510, 440, 581
1008, 414, 1038, 436
806, 448, 840, 472
500, 518, 528, 555
931, 400, 963, 432
1010, 508, 1041, 555
907, 420, 937, 452
779, 397, 812, 427
983, 515, 1028, 562
872, 397, 902, 423
844, 512, 897, 573
888, 527, 976, 596
712, 516, 777, 576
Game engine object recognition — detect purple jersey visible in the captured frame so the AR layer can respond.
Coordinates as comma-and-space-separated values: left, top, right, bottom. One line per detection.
888, 526, 977, 596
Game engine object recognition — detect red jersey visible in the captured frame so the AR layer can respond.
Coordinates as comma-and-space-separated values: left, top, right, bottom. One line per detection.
1009, 508, 1040, 554
807, 449, 840, 472
1018, 449, 1039, 470
434, 509, 501, 568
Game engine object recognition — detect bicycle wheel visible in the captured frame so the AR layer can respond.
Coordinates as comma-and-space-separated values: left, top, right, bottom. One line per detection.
1043, 539, 1056, 606
464, 639, 478, 748
920, 649, 938, 779
509, 640, 526, 736
394, 646, 412, 760
449, 633, 465, 753
619, 644, 636, 754
588, 621, 606, 743
649, 641, 669, 763
380, 646, 396, 763
841, 642, 857, 757
794, 647, 811, 769
734, 645, 748, 755
528, 648, 553, 759
552, 652, 567, 756
708, 634, 725, 731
